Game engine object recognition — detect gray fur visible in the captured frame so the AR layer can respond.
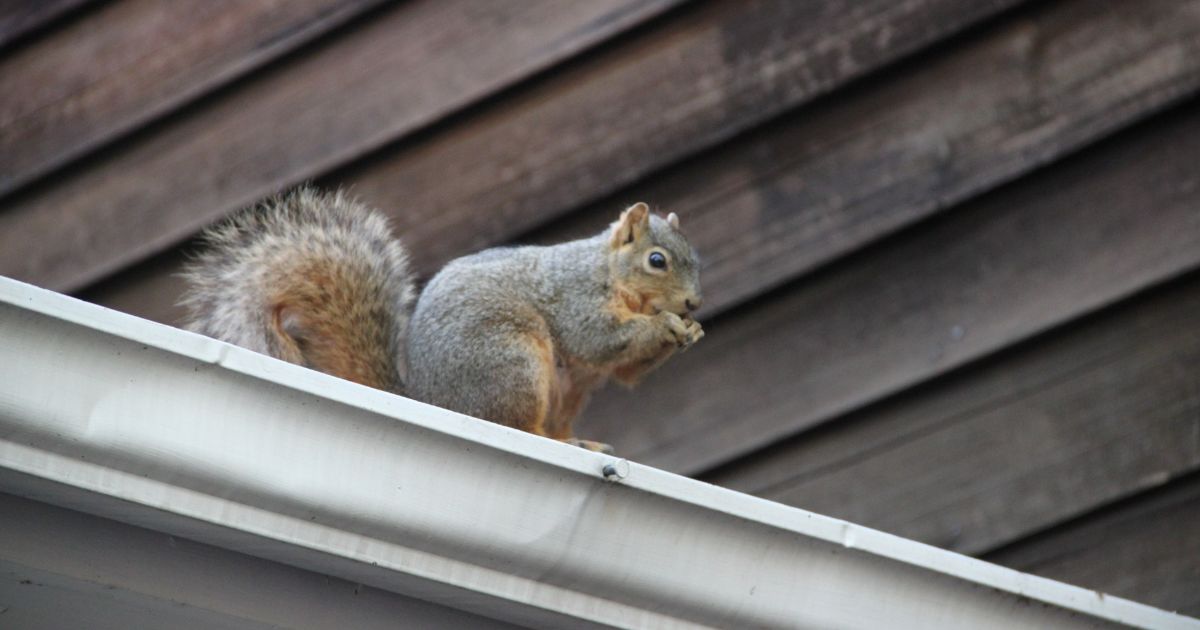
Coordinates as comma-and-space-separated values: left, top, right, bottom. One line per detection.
183, 191, 702, 441
406, 213, 702, 427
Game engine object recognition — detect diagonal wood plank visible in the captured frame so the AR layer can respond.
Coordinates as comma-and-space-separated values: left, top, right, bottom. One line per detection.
80, 0, 1030, 323
0, 0, 684, 292
579, 100, 1200, 475
0, 0, 389, 198
77, 248, 191, 326
705, 271, 1200, 557
985, 474, 1200, 617
530, 0, 1200, 322
337, 0, 1024, 276
0, 0, 96, 50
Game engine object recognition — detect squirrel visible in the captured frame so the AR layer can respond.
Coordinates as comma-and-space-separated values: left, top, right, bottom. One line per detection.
180, 187, 704, 453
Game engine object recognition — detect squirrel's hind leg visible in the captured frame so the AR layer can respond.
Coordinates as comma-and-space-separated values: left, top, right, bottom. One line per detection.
547, 364, 614, 454
563, 438, 615, 454
489, 333, 614, 451
467, 331, 558, 437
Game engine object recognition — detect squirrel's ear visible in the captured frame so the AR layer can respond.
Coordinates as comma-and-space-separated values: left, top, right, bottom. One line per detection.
610, 202, 650, 248
667, 212, 680, 229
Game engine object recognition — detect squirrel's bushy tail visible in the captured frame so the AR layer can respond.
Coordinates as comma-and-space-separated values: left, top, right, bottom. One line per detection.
180, 187, 415, 392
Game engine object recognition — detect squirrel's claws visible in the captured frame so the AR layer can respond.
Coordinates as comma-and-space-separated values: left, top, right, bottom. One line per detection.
565, 438, 615, 454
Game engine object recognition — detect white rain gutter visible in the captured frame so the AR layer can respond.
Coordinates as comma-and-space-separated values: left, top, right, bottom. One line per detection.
0, 275, 1195, 630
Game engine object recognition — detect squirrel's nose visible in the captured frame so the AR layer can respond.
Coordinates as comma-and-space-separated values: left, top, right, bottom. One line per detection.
685, 296, 702, 312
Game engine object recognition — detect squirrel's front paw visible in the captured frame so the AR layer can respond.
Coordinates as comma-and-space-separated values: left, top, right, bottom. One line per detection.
659, 311, 704, 349
680, 316, 704, 350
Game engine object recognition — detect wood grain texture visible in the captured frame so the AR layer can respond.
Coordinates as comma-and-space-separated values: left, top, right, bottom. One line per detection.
985, 475, 1200, 617
531, 0, 1200, 321
76, 248, 190, 326
0, 0, 682, 292
80, 0, 1200, 333
579, 101, 1200, 475
82, 0, 1032, 322
706, 272, 1200, 556
0, 0, 95, 49
0, 0, 388, 198
338, 0, 1023, 277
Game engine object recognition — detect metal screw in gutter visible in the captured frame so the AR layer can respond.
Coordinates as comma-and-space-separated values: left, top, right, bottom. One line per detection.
602, 459, 630, 482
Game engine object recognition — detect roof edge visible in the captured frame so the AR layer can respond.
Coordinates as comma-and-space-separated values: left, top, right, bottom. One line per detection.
0, 276, 1195, 629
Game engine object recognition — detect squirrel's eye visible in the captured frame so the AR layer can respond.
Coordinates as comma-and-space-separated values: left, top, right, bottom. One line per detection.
648, 251, 667, 269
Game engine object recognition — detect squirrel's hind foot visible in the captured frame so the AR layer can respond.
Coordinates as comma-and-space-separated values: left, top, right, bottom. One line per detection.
563, 438, 615, 454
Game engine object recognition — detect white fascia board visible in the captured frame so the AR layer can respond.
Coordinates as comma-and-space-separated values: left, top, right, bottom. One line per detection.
0, 275, 1195, 630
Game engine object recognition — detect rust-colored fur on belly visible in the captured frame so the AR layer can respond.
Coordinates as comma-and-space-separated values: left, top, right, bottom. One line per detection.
524, 332, 613, 440
605, 284, 677, 387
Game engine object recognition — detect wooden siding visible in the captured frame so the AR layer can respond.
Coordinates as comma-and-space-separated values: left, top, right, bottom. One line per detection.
0, 0, 96, 49
0, 0, 390, 197
986, 472, 1200, 616
0, 0, 684, 291
2, 0, 1197, 617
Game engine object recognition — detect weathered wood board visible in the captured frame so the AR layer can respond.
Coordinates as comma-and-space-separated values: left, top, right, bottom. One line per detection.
0, 0, 94, 49
0, 0, 683, 291
0, 0, 388, 197
708, 272, 1200, 556
987, 475, 1200, 617
581, 102, 1200, 475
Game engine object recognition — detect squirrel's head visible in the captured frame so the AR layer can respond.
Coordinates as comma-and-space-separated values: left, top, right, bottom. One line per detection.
607, 202, 702, 317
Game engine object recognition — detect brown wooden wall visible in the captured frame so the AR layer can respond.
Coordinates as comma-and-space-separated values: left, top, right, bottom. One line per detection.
2, 0, 1198, 616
